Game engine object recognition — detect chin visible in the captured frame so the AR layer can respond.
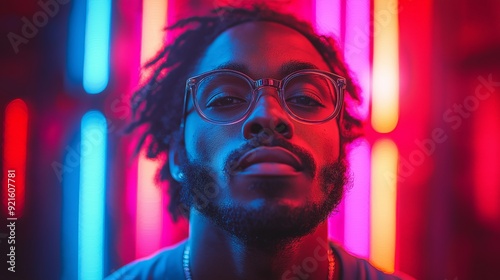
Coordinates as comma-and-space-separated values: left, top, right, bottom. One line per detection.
198, 196, 334, 247
229, 172, 319, 204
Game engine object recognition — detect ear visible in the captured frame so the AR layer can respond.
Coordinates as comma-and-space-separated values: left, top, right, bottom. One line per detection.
169, 146, 184, 182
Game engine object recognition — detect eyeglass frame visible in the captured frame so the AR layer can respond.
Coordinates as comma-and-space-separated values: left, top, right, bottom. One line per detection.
180, 68, 346, 130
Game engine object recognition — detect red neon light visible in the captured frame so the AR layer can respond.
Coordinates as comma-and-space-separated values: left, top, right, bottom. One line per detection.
474, 93, 500, 225
3, 99, 28, 217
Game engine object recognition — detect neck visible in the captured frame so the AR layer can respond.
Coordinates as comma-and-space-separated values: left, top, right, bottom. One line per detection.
187, 209, 332, 280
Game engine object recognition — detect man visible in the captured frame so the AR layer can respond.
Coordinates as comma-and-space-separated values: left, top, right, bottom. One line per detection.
107, 5, 409, 280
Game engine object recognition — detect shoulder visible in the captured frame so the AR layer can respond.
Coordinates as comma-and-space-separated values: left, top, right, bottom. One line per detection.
105, 241, 185, 280
330, 242, 415, 280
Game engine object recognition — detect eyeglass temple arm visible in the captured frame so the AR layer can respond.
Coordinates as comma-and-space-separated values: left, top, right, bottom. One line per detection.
180, 82, 191, 130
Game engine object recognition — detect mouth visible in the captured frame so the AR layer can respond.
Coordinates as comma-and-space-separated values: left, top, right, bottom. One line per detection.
235, 146, 303, 173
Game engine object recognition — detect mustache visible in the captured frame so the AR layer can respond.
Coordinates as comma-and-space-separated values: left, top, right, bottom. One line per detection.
223, 136, 317, 178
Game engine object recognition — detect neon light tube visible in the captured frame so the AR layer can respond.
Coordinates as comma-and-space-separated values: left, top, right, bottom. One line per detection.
343, 0, 371, 257
370, 139, 398, 273
67, 0, 86, 85
315, 0, 342, 36
315, 0, 345, 244
62, 147, 80, 280
372, 0, 399, 133
136, 155, 164, 258
83, 0, 112, 94
135, 0, 168, 258
344, 139, 370, 257
78, 111, 107, 280
140, 0, 168, 83
3, 99, 28, 217
345, 0, 370, 119
474, 94, 500, 224
328, 199, 345, 243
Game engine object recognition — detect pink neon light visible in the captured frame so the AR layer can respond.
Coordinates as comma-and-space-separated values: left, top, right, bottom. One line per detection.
136, 156, 164, 258
328, 198, 345, 243
315, 0, 345, 244
117, 0, 142, 263
122, 139, 138, 262
344, 0, 370, 119
315, 0, 342, 37
344, 140, 370, 257
341, 0, 371, 257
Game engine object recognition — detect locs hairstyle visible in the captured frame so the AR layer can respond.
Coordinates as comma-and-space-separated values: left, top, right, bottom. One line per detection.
128, 5, 364, 221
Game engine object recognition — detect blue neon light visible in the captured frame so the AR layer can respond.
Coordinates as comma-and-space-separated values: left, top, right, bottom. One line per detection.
62, 144, 80, 280
78, 111, 107, 279
83, 0, 112, 94
67, 0, 86, 87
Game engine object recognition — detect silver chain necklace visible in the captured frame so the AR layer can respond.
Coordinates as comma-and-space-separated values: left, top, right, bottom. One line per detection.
183, 244, 335, 280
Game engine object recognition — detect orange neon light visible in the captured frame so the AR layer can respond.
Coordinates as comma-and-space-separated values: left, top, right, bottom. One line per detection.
135, 0, 168, 259
370, 139, 398, 273
372, 0, 399, 133
136, 151, 165, 258
139, 0, 168, 83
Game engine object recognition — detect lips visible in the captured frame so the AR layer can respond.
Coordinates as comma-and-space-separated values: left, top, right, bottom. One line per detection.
236, 146, 302, 171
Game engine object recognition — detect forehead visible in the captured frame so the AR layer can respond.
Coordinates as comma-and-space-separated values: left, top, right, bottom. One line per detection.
193, 21, 331, 79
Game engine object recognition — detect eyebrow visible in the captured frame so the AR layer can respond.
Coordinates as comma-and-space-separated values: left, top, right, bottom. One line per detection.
213, 60, 320, 79
278, 61, 319, 77
214, 62, 249, 73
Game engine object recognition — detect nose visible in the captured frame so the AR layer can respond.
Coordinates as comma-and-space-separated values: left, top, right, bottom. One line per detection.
242, 88, 294, 140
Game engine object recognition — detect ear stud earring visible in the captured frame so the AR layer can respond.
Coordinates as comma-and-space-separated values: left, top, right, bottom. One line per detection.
177, 171, 185, 181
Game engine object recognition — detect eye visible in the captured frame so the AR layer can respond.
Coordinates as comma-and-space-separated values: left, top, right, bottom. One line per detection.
206, 95, 247, 108
286, 95, 325, 108
284, 80, 327, 108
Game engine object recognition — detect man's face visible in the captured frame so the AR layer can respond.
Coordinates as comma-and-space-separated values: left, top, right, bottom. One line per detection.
175, 21, 347, 243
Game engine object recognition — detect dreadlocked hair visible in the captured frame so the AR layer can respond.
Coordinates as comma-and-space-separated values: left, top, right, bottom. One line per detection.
127, 5, 364, 221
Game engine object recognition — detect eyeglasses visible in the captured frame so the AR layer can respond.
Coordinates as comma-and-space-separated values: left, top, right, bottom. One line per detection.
180, 69, 345, 128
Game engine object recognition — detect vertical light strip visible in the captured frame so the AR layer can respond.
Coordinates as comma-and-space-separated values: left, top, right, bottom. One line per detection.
370, 139, 398, 273
78, 111, 107, 280
315, 0, 344, 244
83, 0, 112, 94
344, 139, 370, 257
123, 141, 138, 261
344, 0, 370, 119
135, 0, 168, 259
2, 99, 28, 217
372, 0, 399, 133
315, 0, 342, 36
474, 94, 500, 225
140, 0, 168, 83
343, 0, 371, 258
328, 200, 345, 243
62, 143, 80, 280
67, 0, 86, 85
136, 154, 164, 257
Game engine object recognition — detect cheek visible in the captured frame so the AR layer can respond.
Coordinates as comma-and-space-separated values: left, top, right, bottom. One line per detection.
294, 123, 340, 163
185, 124, 208, 161
184, 117, 243, 167
185, 115, 213, 162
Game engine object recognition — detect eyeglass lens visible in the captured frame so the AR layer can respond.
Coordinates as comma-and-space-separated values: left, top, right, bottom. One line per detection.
195, 72, 338, 123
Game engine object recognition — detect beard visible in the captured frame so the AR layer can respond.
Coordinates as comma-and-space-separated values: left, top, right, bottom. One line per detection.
178, 137, 349, 247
